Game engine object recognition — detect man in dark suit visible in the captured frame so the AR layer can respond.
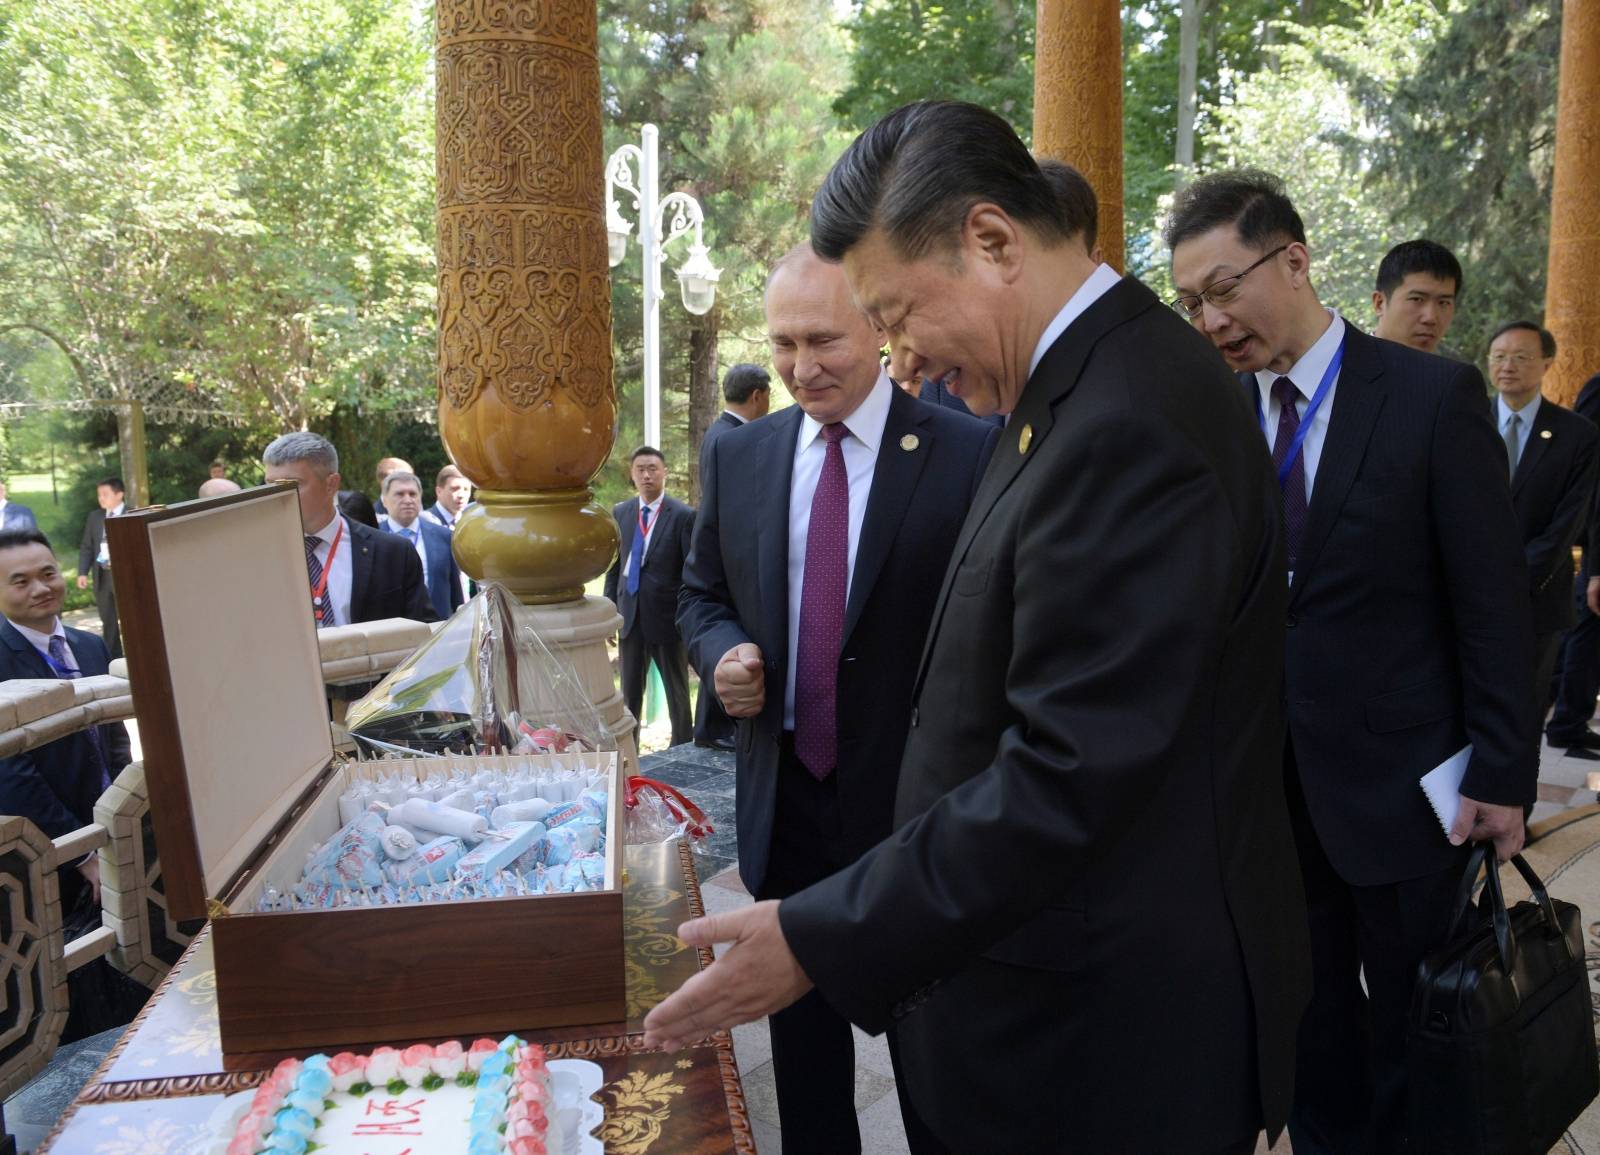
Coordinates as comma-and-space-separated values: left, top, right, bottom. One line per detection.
1549, 371, 1600, 754
261, 432, 436, 628
423, 464, 473, 532
691, 364, 772, 750
1168, 171, 1538, 1152
378, 470, 464, 622
675, 239, 997, 1153
0, 528, 130, 907
604, 448, 695, 748
1483, 321, 1598, 717
75, 476, 125, 658
0, 480, 37, 531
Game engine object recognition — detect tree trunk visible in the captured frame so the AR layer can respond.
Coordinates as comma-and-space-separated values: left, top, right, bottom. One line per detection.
687, 308, 720, 506
1177, 0, 1201, 169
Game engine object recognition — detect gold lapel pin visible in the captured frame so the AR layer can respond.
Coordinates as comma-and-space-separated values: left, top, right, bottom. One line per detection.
1541, 429, 1553, 440
900, 434, 919, 452
1018, 424, 1034, 454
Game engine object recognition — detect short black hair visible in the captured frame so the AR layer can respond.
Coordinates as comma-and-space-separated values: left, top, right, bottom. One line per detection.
811, 101, 1078, 262
1036, 158, 1099, 252
337, 489, 378, 528
1375, 240, 1463, 299
1164, 169, 1306, 253
629, 446, 664, 464
1489, 320, 1557, 359
98, 476, 126, 494
0, 527, 52, 553
722, 364, 771, 404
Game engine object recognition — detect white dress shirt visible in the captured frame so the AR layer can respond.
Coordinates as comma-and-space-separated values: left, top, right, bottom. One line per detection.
306, 512, 354, 627
10, 617, 76, 671
1254, 309, 1345, 500
621, 495, 664, 581
1028, 262, 1125, 381
1496, 392, 1542, 473
96, 501, 125, 567
721, 410, 749, 425
784, 370, 895, 727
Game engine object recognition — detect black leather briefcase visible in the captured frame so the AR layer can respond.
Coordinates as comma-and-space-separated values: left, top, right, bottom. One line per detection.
1408, 843, 1598, 1153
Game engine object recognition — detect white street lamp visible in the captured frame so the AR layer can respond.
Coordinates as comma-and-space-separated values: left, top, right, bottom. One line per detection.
606, 124, 721, 449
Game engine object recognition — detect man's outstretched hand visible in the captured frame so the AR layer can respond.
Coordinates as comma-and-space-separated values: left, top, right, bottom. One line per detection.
642, 900, 814, 1052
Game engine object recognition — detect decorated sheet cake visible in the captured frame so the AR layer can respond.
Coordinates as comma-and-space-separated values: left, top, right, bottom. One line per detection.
211, 1036, 602, 1155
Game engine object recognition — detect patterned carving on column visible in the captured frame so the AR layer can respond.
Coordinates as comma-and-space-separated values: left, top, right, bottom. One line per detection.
0, 815, 66, 1101
1546, 0, 1600, 407
1033, 0, 1124, 272
436, 0, 619, 603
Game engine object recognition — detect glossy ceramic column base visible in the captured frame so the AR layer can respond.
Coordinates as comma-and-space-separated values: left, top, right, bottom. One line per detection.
453, 488, 620, 607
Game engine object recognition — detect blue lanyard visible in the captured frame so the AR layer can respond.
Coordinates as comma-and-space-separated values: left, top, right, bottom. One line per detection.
39, 643, 76, 679
1254, 338, 1345, 487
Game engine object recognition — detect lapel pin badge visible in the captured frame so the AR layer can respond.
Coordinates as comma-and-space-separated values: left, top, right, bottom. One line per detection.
900, 434, 919, 452
1018, 424, 1034, 454
1541, 429, 1553, 439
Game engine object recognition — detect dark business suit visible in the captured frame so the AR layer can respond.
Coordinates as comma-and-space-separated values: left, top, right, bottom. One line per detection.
1547, 372, 1600, 747
917, 373, 1005, 427
346, 519, 437, 624
775, 279, 1311, 1151
383, 517, 463, 622
680, 383, 997, 1152
1, 502, 37, 530
691, 412, 747, 746
605, 495, 695, 748
1505, 399, 1598, 706
77, 507, 121, 658
1268, 326, 1537, 1151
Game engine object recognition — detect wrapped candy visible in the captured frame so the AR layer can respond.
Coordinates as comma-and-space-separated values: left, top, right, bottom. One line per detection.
384, 836, 464, 885
380, 825, 418, 859
389, 797, 489, 843
456, 822, 547, 885
303, 809, 385, 889
491, 798, 553, 828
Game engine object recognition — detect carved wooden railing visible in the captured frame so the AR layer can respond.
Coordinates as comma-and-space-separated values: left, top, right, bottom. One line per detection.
0, 617, 433, 1103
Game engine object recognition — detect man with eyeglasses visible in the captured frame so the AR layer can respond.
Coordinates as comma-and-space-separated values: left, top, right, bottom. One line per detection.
1169, 170, 1538, 1153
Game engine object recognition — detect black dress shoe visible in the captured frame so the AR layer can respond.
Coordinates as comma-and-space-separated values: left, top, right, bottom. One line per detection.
1549, 729, 1600, 749
1566, 745, 1600, 761
694, 736, 736, 752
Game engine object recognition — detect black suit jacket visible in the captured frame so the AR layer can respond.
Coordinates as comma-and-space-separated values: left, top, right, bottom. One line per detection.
0, 620, 131, 838
1573, 374, 1600, 562
1271, 327, 1537, 887
346, 519, 437, 624
917, 373, 1006, 427
605, 496, 694, 645
777, 279, 1311, 1148
700, 410, 744, 463
678, 384, 998, 895
1507, 399, 1597, 632
78, 508, 109, 584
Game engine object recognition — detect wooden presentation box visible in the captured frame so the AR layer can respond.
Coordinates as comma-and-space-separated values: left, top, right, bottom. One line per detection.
107, 486, 625, 1054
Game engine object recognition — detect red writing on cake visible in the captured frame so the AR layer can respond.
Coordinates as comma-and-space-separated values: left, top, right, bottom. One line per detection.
352, 1097, 427, 1137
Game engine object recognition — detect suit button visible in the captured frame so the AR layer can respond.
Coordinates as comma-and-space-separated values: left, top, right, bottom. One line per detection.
1286, 614, 1297, 628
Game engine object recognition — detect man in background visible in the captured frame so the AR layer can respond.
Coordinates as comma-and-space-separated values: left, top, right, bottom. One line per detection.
0, 479, 38, 530
198, 477, 241, 499
380, 469, 463, 622
693, 363, 772, 750
208, 461, 227, 480
371, 456, 411, 518
1550, 370, 1600, 756
425, 464, 473, 531
1371, 239, 1462, 356
262, 433, 434, 628
75, 476, 125, 659
604, 447, 695, 749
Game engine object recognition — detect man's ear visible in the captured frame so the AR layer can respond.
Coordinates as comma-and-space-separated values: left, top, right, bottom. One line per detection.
1371, 289, 1388, 320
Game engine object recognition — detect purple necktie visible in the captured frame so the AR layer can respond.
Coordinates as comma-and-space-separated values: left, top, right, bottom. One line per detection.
794, 422, 850, 780
48, 635, 112, 791
1272, 376, 1308, 574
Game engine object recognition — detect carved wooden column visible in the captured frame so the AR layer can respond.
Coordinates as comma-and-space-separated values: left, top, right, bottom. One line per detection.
1546, 0, 1600, 406
436, 1, 638, 765
1033, 0, 1124, 271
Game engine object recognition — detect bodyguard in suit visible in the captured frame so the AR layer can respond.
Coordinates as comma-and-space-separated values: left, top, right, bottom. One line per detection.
1548, 371, 1600, 756
262, 432, 436, 628
1168, 170, 1538, 1152
75, 476, 125, 659
0, 528, 130, 907
423, 464, 473, 532
1483, 321, 1598, 711
676, 240, 997, 1153
378, 470, 464, 622
0, 480, 37, 531
692, 364, 772, 750
604, 448, 695, 748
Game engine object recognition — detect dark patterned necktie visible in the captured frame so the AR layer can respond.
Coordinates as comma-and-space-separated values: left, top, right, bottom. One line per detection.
794, 423, 850, 780
304, 534, 331, 626
1272, 377, 1309, 574
627, 504, 651, 596
48, 635, 112, 791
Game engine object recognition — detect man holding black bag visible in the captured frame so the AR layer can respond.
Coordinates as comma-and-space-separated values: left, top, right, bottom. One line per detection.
1168, 171, 1541, 1153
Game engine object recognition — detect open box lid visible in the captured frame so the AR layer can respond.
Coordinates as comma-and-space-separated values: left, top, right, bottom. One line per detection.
109, 485, 334, 922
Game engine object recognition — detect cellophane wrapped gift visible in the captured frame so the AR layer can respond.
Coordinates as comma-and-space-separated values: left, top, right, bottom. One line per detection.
345, 582, 614, 757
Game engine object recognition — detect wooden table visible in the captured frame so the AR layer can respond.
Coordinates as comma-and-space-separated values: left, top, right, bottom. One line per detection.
37, 842, 754, 1154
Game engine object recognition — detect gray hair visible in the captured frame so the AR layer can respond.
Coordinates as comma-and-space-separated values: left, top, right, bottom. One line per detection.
382, 470, 422, 494
262, 432, 339, 477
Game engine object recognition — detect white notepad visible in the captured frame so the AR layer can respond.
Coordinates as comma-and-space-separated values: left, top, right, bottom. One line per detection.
1420, 745, 1471, 836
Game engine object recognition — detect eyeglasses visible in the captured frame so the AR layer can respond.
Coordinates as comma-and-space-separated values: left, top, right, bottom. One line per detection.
1170, 245, 1289, 319
1487, 352, 1540, 367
